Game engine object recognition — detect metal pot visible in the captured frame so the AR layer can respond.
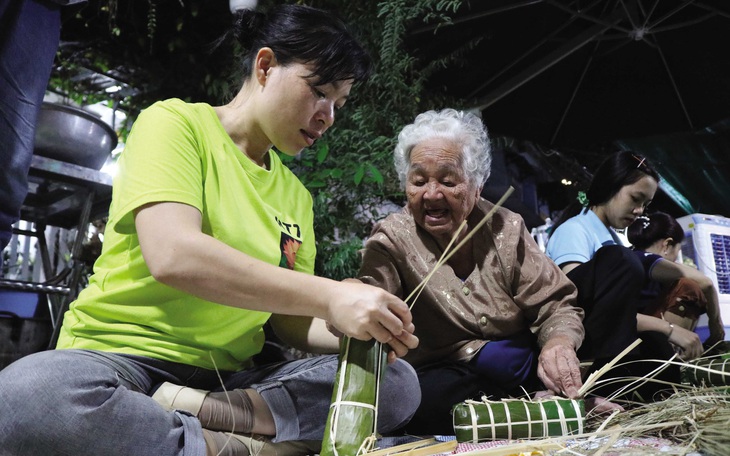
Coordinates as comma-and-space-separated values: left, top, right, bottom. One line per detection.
34, 102, 118, 170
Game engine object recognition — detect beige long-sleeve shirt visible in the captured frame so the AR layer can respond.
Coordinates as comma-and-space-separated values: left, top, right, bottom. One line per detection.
358, 198, 584, 367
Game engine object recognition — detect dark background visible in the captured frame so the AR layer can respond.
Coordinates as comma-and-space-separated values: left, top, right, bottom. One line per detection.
54, 0, 730, 227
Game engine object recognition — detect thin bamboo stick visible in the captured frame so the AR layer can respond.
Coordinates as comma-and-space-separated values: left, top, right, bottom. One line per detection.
405, 187, 515, 308
578, 339, 642, 396
366, 439, 457, 456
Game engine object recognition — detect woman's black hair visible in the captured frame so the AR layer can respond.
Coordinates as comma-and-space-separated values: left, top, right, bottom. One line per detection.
627, 211, 684, 250
224, 4, 372, 87
551, 151, 660, 232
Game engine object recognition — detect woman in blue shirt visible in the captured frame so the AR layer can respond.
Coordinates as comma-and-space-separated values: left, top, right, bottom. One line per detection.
547, 151, 699, 402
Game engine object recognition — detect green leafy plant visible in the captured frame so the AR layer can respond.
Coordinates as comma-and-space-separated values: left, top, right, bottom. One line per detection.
284, 0, 473, 279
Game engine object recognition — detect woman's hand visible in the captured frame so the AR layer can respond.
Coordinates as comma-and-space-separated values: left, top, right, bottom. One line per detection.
537, 335, 582, 399
325, 320, 344, 338
669, 324, 703, 360
325, 280, 419, 359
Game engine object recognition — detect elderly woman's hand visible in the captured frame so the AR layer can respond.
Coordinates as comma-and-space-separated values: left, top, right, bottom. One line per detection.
326, 280, 419, 360
537, 335, 582, 399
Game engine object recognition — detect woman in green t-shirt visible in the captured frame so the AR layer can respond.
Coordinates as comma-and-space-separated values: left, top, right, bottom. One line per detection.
0, 5, 420, 456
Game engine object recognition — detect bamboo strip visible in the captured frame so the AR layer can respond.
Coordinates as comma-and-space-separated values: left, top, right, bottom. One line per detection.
578, 339, 642, 397
366, 439, 457, 456
366, 438, 438, 455
582, 356, 722, 405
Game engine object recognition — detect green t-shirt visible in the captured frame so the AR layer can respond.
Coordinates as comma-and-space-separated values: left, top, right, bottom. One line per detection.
56, 99, 316, 371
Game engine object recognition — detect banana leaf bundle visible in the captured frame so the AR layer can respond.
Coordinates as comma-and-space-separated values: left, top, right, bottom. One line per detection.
321, 337, 388, 456
452, 397, 585, 443
682, 357, 730, 387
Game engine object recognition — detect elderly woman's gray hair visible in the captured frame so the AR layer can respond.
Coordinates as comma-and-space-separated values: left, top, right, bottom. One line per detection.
393, 108, 492, 189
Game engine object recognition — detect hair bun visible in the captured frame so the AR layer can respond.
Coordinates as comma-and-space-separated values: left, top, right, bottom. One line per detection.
231, 9, 265, 49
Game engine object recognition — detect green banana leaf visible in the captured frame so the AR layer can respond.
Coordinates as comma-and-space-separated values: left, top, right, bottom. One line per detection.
321, 337, 388, 456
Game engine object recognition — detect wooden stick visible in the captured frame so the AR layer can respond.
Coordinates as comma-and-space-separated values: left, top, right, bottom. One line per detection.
406, 219, 467, 309
366, 439, 457, 456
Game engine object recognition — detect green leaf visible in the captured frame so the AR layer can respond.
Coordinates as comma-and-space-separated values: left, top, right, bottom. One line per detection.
354, 165, 365, 185
316, 143, 329, 163
367, 164, 384, 184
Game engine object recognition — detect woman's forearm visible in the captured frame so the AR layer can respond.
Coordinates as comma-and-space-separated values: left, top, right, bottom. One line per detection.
269, 314, 340, 354
134, 202, 418, 351
134, 201, 335, 318
636, 313, 673, 335
701, 281, 723, 322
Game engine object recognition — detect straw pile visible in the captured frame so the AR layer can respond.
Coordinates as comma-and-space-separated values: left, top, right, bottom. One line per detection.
381, 349, 730, 455
599, 386, 730, 455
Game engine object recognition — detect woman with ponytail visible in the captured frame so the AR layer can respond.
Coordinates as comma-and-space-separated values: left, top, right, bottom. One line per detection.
0, 5, 420, 455
627, 212, 725, 344
546, 151, 701, 402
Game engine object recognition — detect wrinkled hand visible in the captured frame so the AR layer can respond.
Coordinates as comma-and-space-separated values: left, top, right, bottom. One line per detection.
537, 336, 582, 399
669, 325, 703, 360
326, 280, 419, 359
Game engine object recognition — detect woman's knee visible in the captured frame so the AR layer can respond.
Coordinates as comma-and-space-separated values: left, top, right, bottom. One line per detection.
597, 245, 642, 271
378, 359, 420, 431
0, 350, 67, 397
594, 245, 644, 288
0, 351, 84, 444
0, 350, 119, 425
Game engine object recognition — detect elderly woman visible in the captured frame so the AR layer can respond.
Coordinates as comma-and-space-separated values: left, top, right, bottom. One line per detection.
356, 109, 587, 434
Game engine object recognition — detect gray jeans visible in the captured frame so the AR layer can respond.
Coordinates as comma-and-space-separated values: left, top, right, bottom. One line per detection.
0, 349, 419, 456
